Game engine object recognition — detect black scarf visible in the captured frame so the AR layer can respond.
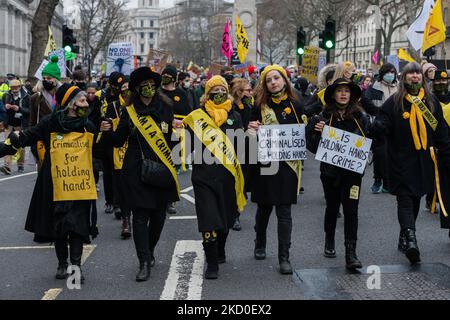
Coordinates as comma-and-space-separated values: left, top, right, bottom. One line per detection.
55, 110, 88, 133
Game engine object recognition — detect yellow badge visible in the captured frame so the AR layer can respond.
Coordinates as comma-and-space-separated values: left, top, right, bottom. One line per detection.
350, 186, 360, 200
161, 121, 169, 133
174, 96, 180, 102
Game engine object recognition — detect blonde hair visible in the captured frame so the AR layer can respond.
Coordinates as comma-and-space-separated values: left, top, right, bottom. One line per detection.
331, 61, 355, 83
230, 78, 250, 100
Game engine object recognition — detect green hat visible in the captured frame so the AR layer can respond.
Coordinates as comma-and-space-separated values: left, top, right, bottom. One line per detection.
42, 56, 61, 80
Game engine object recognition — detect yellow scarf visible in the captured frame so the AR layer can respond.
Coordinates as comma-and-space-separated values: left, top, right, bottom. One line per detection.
405, 88, 427, 151
204, 99, 232, 127
272, 93, 288, 104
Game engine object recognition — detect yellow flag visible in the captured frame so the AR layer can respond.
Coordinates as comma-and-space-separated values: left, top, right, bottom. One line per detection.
422, 0, 446, 53
398, 48, 416, 62
236, 16, 249, 63
44, 26, 57, 57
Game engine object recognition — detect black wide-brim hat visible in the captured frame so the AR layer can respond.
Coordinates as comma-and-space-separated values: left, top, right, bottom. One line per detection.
129, 67, 162, 91
432, 70, 450, 81
324, 78, 362, 104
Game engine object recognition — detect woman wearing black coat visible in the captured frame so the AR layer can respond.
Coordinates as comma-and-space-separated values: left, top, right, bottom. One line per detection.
101, 67, 179, 282
182, 75, 246, 280
306, 78, 370, 270
248, 65, 306, 275
374, 62, 450, 264
11, 84, 98, 282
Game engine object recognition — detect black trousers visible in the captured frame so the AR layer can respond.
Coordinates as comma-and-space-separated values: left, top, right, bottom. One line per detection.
397, 195, 421, 231
254, 204, 292, 247
373, 142, 389, 187
132, 206, 167, 263
54, 231, 84, 266
99, 150, 114, 205
321, 174, 361, 242
113, 170, 131, 218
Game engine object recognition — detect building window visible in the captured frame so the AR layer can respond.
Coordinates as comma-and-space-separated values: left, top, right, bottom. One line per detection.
149, 0, 153, 6
140, 32, 144, 39
150, 43, 154, 49
149, 32, 154, 39
150, 20, 154, 27
141, 44, 144, 53
141, 20, 144, 28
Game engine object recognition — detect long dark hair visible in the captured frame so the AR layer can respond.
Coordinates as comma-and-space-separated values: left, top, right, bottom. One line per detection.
394, 62, 435, 113
325, 92, 364, 121
254, 70, 299, 108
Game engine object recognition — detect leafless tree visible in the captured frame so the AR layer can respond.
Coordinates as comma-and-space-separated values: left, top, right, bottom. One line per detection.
27, 0, 60, 78
78, 0, 128, 77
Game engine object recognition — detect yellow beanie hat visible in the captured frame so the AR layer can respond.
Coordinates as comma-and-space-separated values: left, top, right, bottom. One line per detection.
205, 75, 229, 97
260, 64, 288, 84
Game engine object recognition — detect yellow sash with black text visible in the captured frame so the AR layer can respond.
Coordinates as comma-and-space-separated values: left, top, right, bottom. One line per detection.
183, 109, 247, 212
50, 132, 97, 201
112, 101, 128, 170
126, 105, 180, 197
261, 104, 303, 195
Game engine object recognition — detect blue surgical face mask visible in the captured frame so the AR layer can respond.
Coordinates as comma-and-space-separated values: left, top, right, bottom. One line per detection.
383, 73, 395, 84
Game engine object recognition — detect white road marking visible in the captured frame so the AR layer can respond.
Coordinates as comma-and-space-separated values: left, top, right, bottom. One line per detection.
41, 288, 63, 300
169, 216, 197, 220
180, 193, 196, 204
181, 186, 194, 193
160, 240, 204, 300
0, 171, 37, 182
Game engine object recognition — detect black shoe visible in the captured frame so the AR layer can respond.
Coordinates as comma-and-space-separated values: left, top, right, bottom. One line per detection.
278, 245, 293, 275
55, 263, 68, 280
113, 207, 122, 220
104, 203, 113, 214
254, 240, 266, 260
136, 261, 151, 282
300, 187, 305, 194
398, 230, 408, 253
205, 265, 219, 279
404, 229, 421, 264
371, 179, 382, 194
166, 203, 176, 215
324, 233, 336, 258
232, 217, 241, 231
345, 241, 362, 270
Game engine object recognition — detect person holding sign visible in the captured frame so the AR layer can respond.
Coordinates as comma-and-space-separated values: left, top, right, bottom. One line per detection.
374, 62, 450, 264
101, 67, 179, 282
306, 78, 370, 270
10, 83, 98, 282
182, 75, 246, 280
248, 65, 306, 275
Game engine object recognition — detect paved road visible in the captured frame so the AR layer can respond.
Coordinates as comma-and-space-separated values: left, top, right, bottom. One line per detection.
1, 149, 450, 300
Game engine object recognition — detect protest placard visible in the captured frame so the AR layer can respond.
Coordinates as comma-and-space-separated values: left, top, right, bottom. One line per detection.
34, 60, 49, 80
315, 125, 372, 174
147, 48, 171, 73
258, 124, 307, 162
302, 46, 321, 84
106, 43, 134, 76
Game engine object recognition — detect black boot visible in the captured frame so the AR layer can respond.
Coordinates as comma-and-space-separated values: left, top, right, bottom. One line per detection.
324, 233, 336, 258
121, 217, 132, 239
278, 244, 293, 275
55, 239, 69, 280
69, 236, 85, 283
217, 231, 228, 264
404, 229, 421, 264
149, 248, 156, 268
398, 230, 408, 253
203, 241, 219, 280
345, 241, 362, 270
254, 230, 266, 260
136, 261, 151, 282
232, 217, 242, 231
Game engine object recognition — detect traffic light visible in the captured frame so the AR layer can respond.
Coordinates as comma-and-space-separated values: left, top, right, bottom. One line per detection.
297, 27, 306, 56
63, 25, 78, 54
319, 16, 336, 50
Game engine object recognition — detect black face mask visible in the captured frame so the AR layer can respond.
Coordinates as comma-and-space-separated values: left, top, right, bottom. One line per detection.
434, 83, 448, 94
42, 80, 55, 91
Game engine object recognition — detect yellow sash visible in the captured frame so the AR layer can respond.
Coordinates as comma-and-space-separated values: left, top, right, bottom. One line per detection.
407, 93, 438, 131
126, 105, 180, 197
50, 132, 97, 201
183, 109, 247, 212
260, 104, 302, 195
430, 147, 449, 218
317, 88, 326, 106
37, 141, 46, 162
440, 102, 450, 127
111, 105, 128, 170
